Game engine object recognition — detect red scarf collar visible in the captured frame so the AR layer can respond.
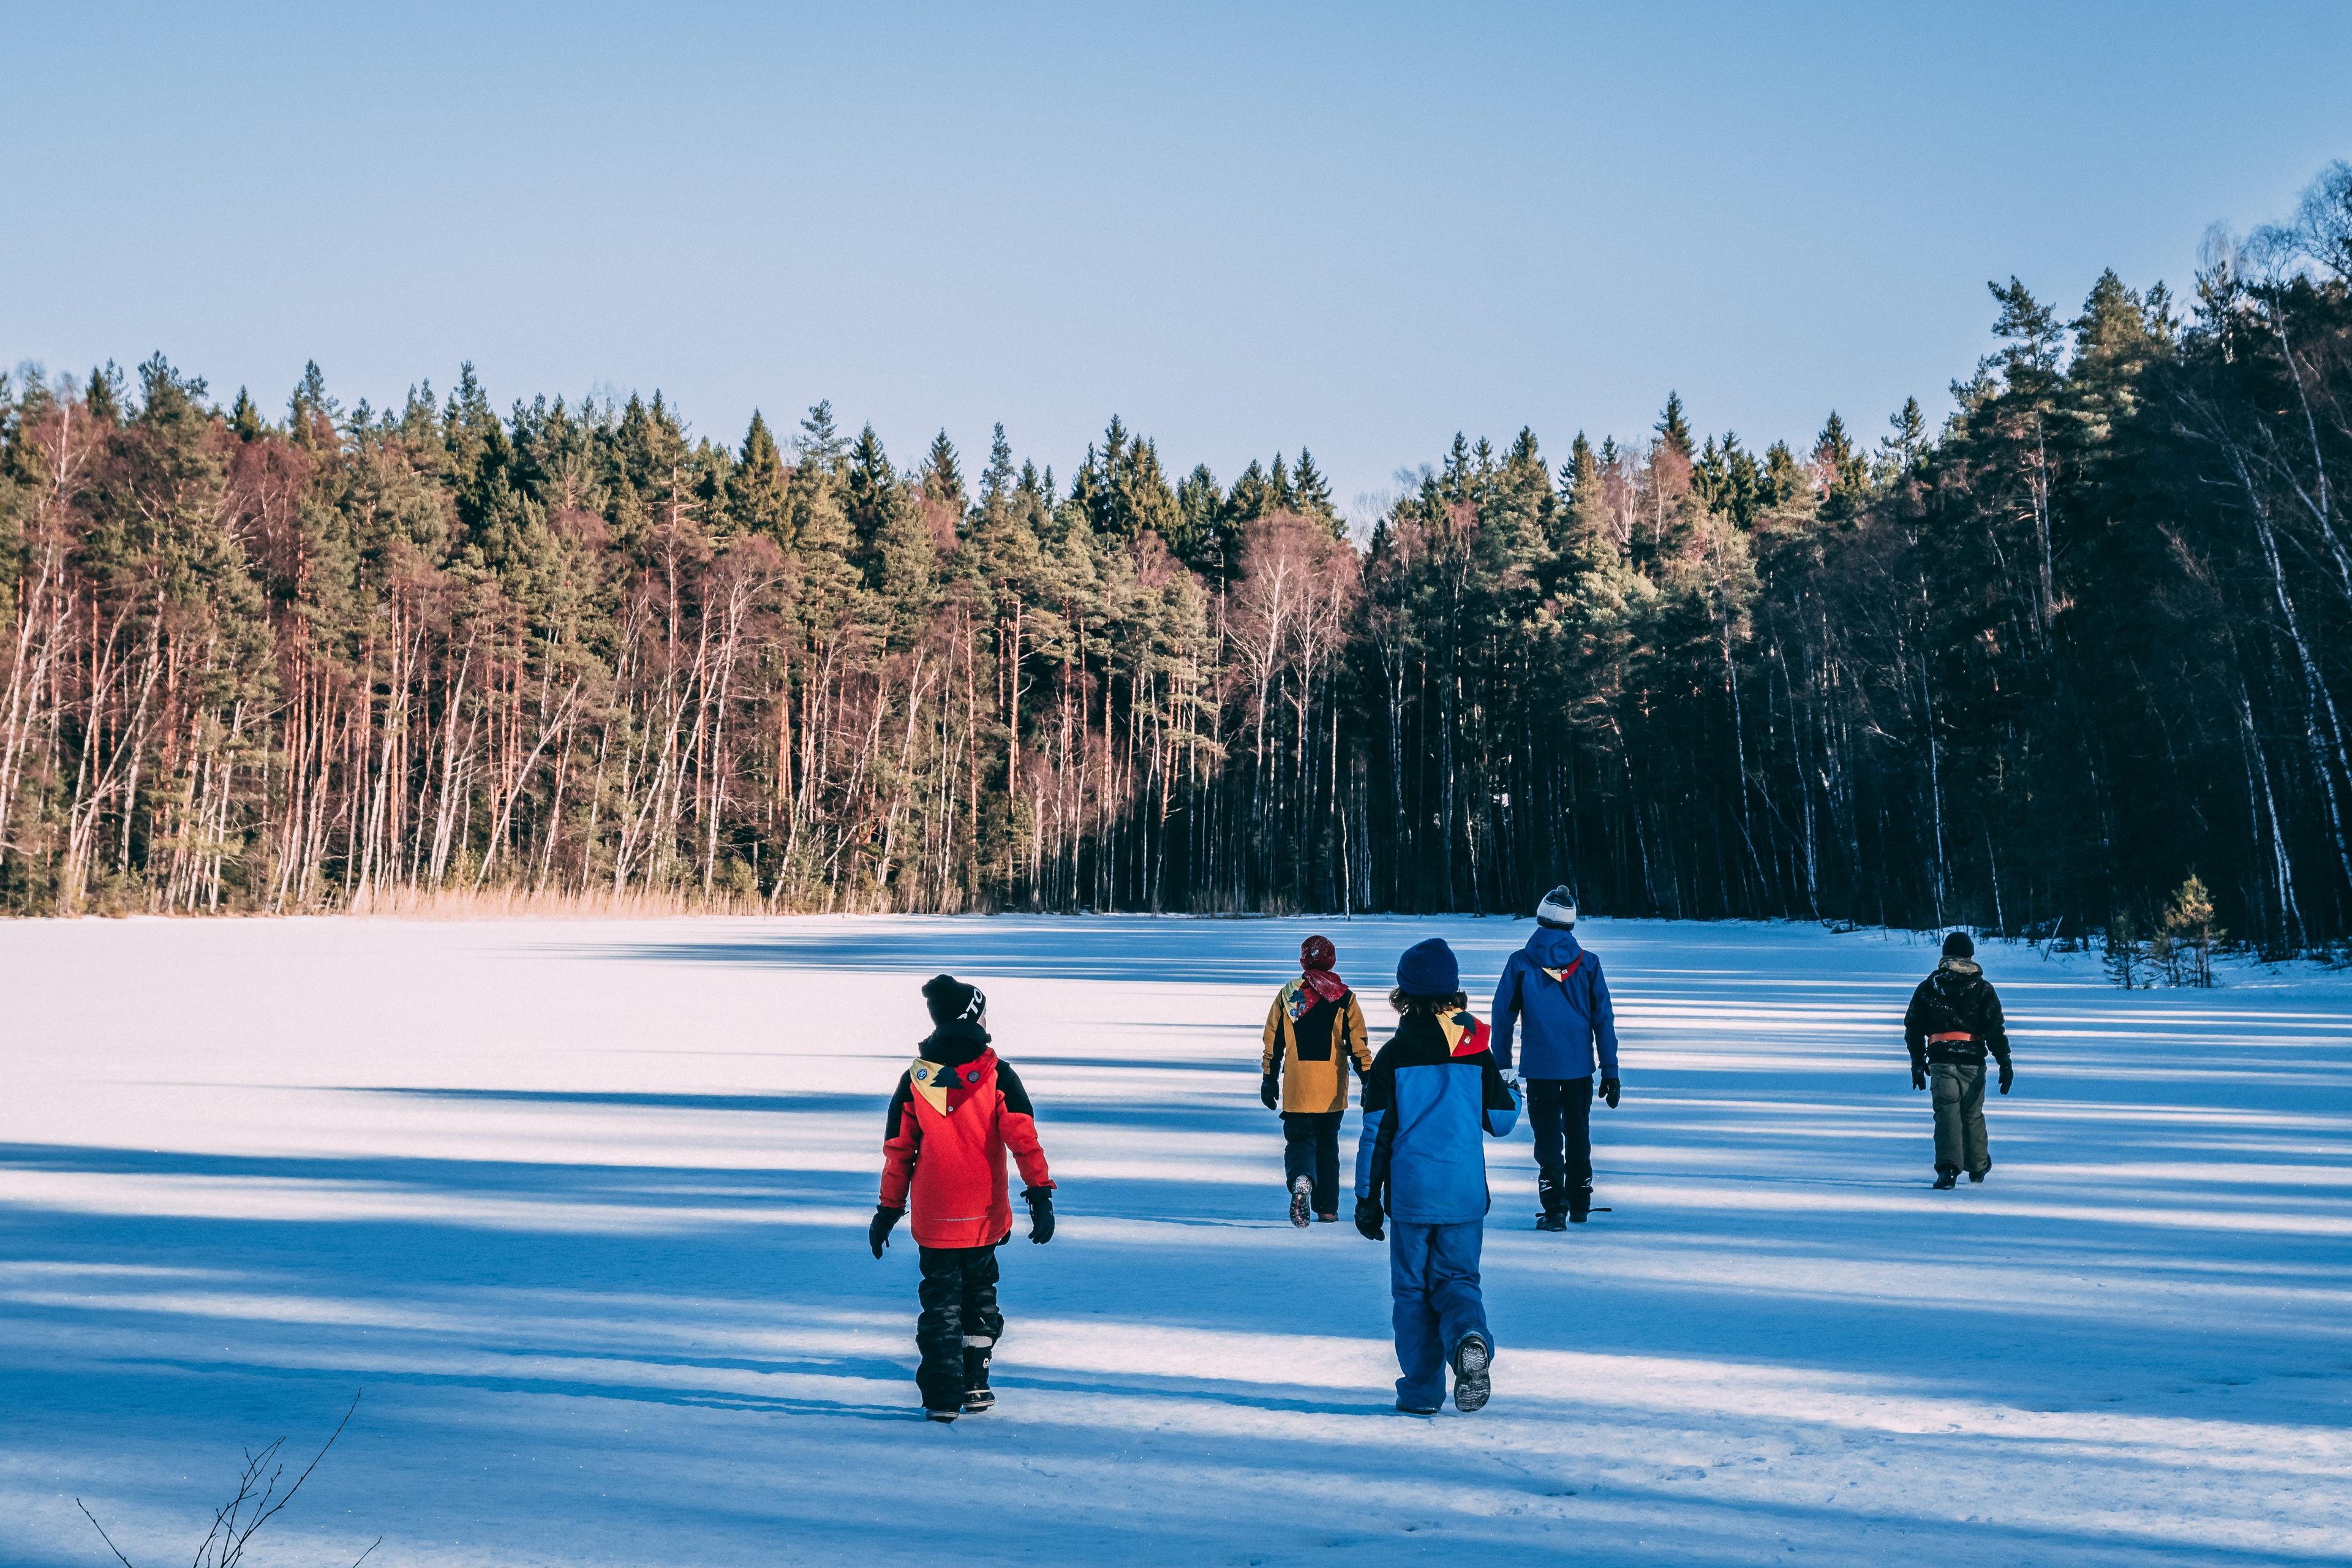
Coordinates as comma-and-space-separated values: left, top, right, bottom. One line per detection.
1299, 968, 1350, 1006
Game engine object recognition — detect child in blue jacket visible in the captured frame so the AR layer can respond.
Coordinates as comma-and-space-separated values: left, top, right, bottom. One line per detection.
1354, 937, 1520, 1414
1491, 886, 1619, 1229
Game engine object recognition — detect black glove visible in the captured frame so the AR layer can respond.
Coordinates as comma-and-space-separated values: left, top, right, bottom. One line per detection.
1910, 1055, 1928, 1091
1997, 1060, 2013, 1095
868, 1205, 902, 1259
1354, 1196, 1385, 1241
1024, 1185, 1055, 1244
1599, 1075, 1621, 1110
1261, 1071, 1280, 1111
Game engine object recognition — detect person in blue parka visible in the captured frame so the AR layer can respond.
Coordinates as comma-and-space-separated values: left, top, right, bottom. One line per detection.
1354, 937, 1520, 1415
1491, 885, 1620, 1230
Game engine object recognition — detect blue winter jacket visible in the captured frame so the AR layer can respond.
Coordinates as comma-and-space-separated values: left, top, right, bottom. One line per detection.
1490, 927, 1619, 1080
1355, 1009, 1521, 1226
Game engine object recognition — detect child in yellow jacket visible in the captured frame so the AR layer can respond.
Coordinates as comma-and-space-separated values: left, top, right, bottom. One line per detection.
1262, 934, 1374, 1226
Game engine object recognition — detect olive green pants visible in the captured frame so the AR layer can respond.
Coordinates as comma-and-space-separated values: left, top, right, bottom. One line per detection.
1931, 1063, 1989, 1175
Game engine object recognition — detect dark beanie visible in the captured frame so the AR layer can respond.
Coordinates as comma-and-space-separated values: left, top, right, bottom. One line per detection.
922, 973, 986, 1027
1395, 937, 1459, 996
1301, 935, 1336, 971
1942, 930, 1975, 959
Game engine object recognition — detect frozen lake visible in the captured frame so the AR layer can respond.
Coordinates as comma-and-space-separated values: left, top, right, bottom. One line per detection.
2, 914, 2347, 1566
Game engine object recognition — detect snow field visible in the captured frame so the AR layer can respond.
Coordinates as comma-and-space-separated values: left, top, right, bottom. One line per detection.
1, 914, 2346, 1566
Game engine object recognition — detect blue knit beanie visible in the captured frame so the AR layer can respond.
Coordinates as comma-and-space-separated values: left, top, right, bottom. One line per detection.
1395, 937, 1459, 996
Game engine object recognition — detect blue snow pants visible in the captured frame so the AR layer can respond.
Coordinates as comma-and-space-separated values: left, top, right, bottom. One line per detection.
1389, 1219, 1490, 1409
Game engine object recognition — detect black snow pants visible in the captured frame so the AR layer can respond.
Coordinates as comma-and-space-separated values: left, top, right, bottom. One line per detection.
1281, 1110, 1345, 1215
916, 1243, 1003, 1412
1526, 1078, 1594, 1209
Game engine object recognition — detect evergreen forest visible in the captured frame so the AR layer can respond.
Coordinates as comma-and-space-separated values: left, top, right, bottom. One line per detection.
4, 164, 2351, 952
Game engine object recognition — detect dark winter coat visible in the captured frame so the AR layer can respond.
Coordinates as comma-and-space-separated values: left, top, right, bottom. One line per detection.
1262, 979, 1373, 1112
1490, 927, 1619, 1080
1354, 1008, 1521, 1226
880, 1025, 1053, 1249
1903, 959, 2011, 1069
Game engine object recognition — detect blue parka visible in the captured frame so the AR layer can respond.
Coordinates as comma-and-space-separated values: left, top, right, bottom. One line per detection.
1490, 927, 1619, 1080
1354, 1009, 1521, 1226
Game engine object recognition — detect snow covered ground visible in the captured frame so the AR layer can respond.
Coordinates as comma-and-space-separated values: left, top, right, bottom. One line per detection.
2, 914, 2346, 1567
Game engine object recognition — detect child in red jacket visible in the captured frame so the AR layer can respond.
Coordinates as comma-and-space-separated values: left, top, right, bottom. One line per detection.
869, 974, 1055, 1422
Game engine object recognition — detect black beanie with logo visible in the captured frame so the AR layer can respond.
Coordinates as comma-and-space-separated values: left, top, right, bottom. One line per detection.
923, 973, 986, 1028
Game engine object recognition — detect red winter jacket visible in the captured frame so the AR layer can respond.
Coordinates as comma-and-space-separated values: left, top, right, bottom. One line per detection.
879, 1036, 1053, 1248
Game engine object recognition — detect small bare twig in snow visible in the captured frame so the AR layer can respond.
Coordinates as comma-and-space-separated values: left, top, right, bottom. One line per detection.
74, 1390, 366, 1568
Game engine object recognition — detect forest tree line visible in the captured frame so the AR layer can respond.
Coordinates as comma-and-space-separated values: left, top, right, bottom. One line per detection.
4, 163, 2350, 951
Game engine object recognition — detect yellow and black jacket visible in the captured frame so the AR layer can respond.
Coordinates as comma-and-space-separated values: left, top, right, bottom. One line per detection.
1262, 979, 1373, 1113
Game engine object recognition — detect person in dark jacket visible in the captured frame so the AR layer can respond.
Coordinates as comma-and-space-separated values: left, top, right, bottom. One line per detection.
1262, 933, 1375, 1226
1491, 886, 1621, 1229
1903, 932, 2015, 1189
1355, 938, 1521, 1415
871, 974, 1055, 1421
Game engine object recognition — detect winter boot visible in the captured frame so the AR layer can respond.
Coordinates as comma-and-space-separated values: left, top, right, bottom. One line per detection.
924, 1408, 959, 1423
1451, 1333, 1491, 1414
1970, 1159, 1991, 1185
1536, 1175, 1567, 1231
1289, 1175, 1313, 1229
1933, 1168, 1959, 1190
962, 1343, 994, 1414
1569, 1184, 1594, 1224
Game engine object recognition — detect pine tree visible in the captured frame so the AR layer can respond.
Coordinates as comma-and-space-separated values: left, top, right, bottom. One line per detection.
1226, 459, 1273, 526
1115, 435, 1182, 544
1817, 412, 1853, 469
2104, 914, 2147, 989
230, 388, 265, 442
85, 363, 124, 424
1762, 441, 1804, 507
979, 423, 1016, 511
1066, 443, 1107, 535
844, 423, 899, 564
1172, 462, 1223, 572
2162, 874, 2220, 987
1559, 432, 1598, 508
1814, 413, 1868, 513
1441, 434, 1474, 501
797, 399, 846, 472
288, 360, 337, 447
1988, 277, 2065, 382
782, 420, 859, 644
1695, 433, 1767, 526
731, 410, 792, 543
1656, 393, 1693, 457
922, 429, 966, 508
1291, 448, 1340, 535
1880, 396, 1928, 470
2067, 270, 2174, 445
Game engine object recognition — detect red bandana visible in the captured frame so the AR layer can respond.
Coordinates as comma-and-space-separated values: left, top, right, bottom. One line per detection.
1299, 968, 1350, 1007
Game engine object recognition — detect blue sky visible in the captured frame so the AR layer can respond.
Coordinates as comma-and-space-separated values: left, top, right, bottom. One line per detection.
7, 1, 2348, 517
